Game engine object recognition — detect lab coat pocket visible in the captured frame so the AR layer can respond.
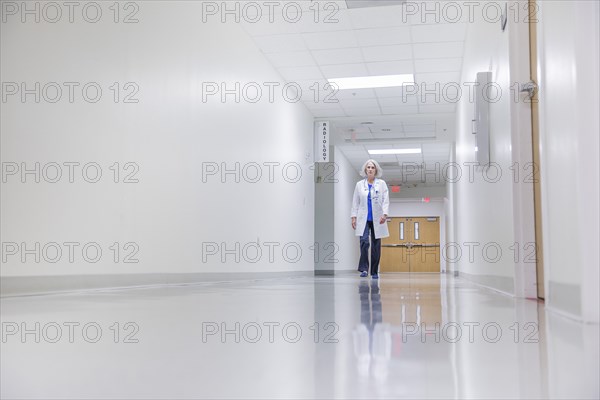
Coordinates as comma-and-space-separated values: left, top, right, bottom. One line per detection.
374, 217, 390, 239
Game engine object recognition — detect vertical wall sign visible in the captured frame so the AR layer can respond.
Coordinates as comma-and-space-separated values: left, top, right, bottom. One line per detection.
315, 121, 329, 162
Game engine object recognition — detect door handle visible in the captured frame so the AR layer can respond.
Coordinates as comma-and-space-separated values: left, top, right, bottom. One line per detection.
520, 80, 538, 99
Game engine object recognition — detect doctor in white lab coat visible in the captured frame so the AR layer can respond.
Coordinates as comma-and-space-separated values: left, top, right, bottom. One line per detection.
350, 159, 390, 279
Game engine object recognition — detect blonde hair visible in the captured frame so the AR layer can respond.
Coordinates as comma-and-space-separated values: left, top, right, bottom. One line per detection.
359, 159, 383, 178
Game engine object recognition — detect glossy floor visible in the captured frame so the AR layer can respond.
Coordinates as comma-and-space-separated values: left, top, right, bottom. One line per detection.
1, 273, 598, 399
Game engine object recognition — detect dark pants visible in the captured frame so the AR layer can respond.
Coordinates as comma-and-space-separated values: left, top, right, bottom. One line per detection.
358, 220, 381, 275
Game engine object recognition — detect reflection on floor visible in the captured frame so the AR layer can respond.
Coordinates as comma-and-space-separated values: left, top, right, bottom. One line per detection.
1, 273, 598, 399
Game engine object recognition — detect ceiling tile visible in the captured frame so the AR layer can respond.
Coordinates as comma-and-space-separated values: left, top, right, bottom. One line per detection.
295, 0, 348, 11
418, 104, 457, 113
370, 129, 404, 138
413, 42, 464, 59
403, 123, 436, 133
425, 156, 451, 163
342, 107, 382, 116
381, 105, 419, 115
356, 26, 411, 47
408, 3, 468, 25
253, 34, 307, 53
415, 58, 463, 73
338, 98, 380, 109
366, 60, 414, 75
374, 86, 415, 98
312, 109, 348, 117
320, 63, 368, 78
411, 23, 467, 43
302, 30, 358, 50
396, 154, 424, 163
347, 5, 408, 29
347, 132, 374, 140
296, 9, 354, 33
330, 87, 377, 100
295, 79, 341, 104
422, 142, 450, 151
340, 146, 370, 155
417, 95, 459, 106
265, 51, 316, 68
278, 66, 324, 81
241, 18, 300, 36
247, 1, 469, 177
416, 71, 461, 84
305, 104, 347, 118
311, 47, 364, 65
303, 99, 340, 109
340, 126, 372, 136
362, 44, 412, 62
378, 96, 418, 108
346, 1, 407, 10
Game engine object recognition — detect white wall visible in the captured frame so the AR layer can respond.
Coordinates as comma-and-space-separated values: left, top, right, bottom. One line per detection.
453, 1, 529, 295
1, 2, 316, 278
536, 1, 600, 322
332, 147, 360, 271
390, 185, 446, 199
314, 156, 335, 273
388, 200, 445, 219
452, 0, 599, 320
445, 143, 457, 274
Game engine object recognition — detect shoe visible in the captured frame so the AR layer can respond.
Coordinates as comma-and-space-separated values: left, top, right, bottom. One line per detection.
360, 271, 368, 277
372, 274, 379, 279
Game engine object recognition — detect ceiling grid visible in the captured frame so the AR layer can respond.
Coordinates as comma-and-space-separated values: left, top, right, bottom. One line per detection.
241, 0, 462, 187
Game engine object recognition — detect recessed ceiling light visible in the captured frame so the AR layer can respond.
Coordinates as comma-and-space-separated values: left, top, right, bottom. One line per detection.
328, 74, 415, 90
368, 149, 422, 155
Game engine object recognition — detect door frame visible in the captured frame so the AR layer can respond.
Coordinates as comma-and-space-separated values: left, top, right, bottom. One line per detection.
528, 0, 545, 299
506, 2, 539, 299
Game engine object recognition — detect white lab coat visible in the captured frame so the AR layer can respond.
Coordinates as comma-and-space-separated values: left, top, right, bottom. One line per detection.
350, 178, 390, 239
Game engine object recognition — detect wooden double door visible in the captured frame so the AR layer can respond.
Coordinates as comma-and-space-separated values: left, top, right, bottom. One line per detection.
380, 217, 440, 273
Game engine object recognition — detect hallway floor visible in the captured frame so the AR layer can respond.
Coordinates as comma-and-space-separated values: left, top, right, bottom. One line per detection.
1, 273, 598, 399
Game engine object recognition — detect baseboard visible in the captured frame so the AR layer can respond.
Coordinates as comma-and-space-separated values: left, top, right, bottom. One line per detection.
0, 271, 313, 298
458, 271, 515, 296
314, 269, 357, 276
314, 270, 335, 276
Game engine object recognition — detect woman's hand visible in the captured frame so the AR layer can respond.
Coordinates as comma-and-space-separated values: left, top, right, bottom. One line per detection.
351, 217, 356, 230
379, 214, 388, 224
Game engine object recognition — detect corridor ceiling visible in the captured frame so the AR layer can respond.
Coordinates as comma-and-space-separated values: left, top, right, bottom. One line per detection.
241, 0, 466, 187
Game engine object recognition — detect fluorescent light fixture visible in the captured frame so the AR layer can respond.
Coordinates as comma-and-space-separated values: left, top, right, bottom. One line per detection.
328, 74, 415, 90
368, 148, 422, 155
